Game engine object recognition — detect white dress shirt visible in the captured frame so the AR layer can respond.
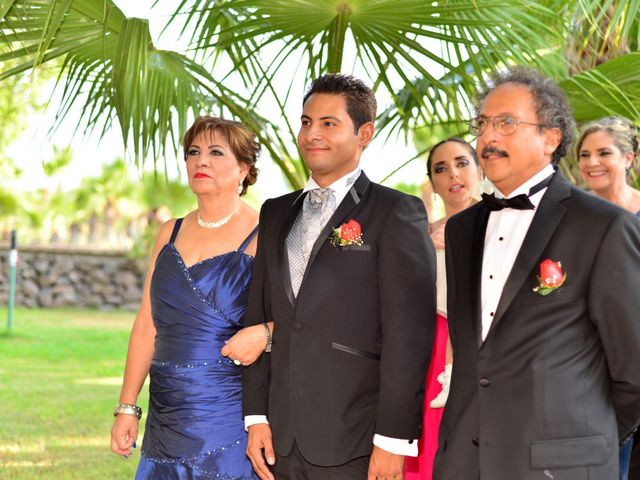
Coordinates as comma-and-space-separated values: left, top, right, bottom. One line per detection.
481, 164, 555, 341
245, 167, 418, 456
302, 165, 362, 204
436, 249, 447, 317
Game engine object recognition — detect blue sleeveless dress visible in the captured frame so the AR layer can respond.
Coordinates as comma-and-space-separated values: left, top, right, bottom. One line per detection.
136, 219, 258, 479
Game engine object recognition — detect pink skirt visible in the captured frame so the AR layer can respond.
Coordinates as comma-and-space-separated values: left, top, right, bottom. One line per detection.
404, 313, 448, 480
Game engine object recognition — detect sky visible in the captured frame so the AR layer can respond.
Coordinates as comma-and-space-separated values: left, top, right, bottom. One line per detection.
8, 1, 426, 202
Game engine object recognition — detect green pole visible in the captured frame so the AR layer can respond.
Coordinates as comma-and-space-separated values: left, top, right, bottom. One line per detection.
7, 230, 17, 332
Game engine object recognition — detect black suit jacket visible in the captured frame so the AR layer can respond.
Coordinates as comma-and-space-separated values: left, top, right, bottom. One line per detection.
242, 172, 436, 466
433, 172, 640, 479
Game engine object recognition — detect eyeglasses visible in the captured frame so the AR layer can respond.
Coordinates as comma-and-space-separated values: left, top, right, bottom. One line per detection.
468, 115, 544, 136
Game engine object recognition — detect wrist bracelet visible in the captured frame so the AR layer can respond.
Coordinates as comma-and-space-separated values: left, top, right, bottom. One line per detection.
263, 322, 272, 353
113, 402, 142, 419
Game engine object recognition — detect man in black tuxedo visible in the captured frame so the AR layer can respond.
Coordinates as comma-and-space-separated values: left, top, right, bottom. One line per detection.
433, 67, 640, 479
242, 74, 436, 479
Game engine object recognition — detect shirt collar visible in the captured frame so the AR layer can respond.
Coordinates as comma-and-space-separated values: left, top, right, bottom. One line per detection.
495, 164, 555, 207
303, 166, 362, 197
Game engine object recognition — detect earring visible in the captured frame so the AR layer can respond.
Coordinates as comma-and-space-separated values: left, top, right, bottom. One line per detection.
237, 179, 243, 195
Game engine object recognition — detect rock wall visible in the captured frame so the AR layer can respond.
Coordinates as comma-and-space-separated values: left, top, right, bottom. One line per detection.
0, 247, 146, 310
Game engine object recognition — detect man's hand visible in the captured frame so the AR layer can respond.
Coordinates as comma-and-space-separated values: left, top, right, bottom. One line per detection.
246, 423, 275, 480
367, 445, 405, 480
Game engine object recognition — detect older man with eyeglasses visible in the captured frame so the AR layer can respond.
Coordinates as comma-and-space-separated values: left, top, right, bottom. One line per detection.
433, 67, 640, 480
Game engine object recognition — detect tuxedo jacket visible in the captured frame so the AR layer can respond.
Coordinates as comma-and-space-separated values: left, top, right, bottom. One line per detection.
242, 172, 436, 466
433, 172, 640, 480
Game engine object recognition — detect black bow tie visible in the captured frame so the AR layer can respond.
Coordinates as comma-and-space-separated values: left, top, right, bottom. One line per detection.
481, 192, 534, 211
481, 173, 554, 212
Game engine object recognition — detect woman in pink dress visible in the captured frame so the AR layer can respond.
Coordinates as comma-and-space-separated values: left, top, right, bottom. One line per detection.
405, 137, 482, 479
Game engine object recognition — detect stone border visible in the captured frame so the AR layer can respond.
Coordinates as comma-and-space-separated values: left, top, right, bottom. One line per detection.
0, 247, 146, 310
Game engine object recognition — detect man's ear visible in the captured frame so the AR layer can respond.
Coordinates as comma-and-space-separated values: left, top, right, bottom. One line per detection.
358, 122, 375, 148
543, 127, 562, 157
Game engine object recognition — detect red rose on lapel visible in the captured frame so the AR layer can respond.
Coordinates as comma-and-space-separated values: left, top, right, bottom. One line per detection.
533, 259, 566, 296
340, 220, 361, 242
330, 219, 364, 247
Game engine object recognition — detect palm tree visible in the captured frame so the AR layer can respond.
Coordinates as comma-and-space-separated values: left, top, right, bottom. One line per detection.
0, 0, 638, 190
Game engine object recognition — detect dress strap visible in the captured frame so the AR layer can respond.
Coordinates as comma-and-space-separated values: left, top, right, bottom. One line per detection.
237, 225, 259, 253
169, 218, 183, 244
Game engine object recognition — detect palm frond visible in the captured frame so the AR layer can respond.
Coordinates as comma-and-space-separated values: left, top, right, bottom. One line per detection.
561, 52, 640, 124
560, 0, 640, 74
0, 1, 215, 167
3, 0, 638, 189
167, 0, 562, 140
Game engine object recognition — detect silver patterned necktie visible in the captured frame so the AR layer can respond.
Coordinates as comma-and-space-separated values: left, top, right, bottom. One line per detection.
301, 188, 336, 259
288, 187, 336, 296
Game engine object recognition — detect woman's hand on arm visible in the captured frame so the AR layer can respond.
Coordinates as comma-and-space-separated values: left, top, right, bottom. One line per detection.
430, 221, 446, 249
221, 321, 273, 366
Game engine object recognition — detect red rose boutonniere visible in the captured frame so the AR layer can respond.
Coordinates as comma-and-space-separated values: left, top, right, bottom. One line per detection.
330, 219, 363, 247
533, 259, 566, 296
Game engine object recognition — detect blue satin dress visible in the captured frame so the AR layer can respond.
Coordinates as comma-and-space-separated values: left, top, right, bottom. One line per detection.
136, 218, 258, 479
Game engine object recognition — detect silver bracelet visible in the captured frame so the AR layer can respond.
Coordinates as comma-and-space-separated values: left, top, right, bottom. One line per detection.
263, 322, 272, 353
113, 402, 142, 419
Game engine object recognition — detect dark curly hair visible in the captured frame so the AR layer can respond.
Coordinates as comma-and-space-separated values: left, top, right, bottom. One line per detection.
182, 116, 259, 195
303, 74, 377, 133
476, 67, 575, 164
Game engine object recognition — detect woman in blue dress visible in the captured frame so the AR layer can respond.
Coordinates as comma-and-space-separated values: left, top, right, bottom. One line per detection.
576, 116, 640, 480
111, 116, 271, 479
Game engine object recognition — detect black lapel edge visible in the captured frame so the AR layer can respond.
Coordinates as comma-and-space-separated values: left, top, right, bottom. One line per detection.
471, 204, 490, 348
277, 190, 306, 307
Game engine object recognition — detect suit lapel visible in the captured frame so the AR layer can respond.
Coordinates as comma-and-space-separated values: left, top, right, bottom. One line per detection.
302, 172, 371, 279
277, 191, 306, 307
483, 172, 572, 343
471, 204, 490, 348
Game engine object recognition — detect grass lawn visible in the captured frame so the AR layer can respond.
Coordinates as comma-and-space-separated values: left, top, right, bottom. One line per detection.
0, 307, 148, 479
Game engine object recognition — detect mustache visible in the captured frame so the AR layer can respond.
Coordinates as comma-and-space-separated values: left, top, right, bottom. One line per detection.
480, 146, 508, 159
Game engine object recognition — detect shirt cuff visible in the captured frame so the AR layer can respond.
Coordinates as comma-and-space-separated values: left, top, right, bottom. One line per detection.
244, 415, 269, 431
373, 434, 418, 457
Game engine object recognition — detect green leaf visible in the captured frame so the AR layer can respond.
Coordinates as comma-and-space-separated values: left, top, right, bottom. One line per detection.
560, 52, 640, 124
3, 0, 639, 190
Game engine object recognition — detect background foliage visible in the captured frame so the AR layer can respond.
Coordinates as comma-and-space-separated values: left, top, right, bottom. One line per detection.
0, 0, 638, 192
0, 0, 638, 245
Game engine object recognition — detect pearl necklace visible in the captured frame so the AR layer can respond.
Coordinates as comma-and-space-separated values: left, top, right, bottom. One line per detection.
197, 203, 240, 229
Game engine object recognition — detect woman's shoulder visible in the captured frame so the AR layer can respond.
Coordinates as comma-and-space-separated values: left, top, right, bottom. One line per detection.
156, 217, 183, 245
145, 217, 183, 263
